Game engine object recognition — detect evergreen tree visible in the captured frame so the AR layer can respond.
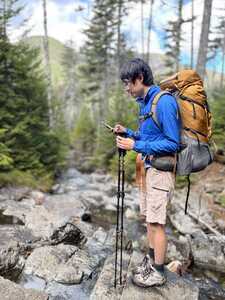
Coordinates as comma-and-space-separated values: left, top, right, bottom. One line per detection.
164, 0, 193, 73
61, 40, 79, 129
42, 0, 54, 128
0, 0, 66, 188
80, 0, 117, 122
196, 0, 213, 79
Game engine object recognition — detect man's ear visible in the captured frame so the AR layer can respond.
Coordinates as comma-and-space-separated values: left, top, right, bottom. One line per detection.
138, 74, 144, 83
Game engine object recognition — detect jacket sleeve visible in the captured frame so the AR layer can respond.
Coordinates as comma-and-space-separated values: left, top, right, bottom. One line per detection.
133, 95, 181, 155
125, 128, 141, 140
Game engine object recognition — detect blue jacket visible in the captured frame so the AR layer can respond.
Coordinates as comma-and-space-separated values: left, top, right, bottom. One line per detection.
125, 85, 181, 157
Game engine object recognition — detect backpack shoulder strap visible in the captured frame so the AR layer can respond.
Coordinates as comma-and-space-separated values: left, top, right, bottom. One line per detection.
151, 91, 172, 128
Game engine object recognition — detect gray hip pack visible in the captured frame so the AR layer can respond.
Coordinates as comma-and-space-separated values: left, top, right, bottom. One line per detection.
150, 134, 214, 175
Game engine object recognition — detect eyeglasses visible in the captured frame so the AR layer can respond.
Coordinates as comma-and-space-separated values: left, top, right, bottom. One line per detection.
122, 79, 132, 87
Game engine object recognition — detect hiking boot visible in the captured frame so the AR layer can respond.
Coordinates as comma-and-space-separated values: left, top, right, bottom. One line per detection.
131, 254, 154, 276
132, 264, 166, 287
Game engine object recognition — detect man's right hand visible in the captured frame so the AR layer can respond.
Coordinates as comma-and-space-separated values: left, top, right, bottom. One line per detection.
114, 124, 126, 134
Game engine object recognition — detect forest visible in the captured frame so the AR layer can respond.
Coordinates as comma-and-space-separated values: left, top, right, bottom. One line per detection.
1, 1, 225, 300
0, 0, 225, 188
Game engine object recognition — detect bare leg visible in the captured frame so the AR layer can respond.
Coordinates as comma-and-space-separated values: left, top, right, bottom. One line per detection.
147, 222, 155, 250
150, 223, 167, 265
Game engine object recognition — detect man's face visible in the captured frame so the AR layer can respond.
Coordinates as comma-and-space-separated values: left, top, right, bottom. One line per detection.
122, 77, 145, 98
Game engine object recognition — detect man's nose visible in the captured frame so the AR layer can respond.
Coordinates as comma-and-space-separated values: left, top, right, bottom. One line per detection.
125, 86, 130, 92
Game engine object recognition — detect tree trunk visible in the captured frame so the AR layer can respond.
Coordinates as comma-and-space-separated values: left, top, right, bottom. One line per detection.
190, 0, 194, 68
141, 0, 144, 59
220, 25, 225, 89
196, 0, 213, 80
117, 0, 122, 76
146, 0, 154, 64
42, 0, 54, 129
2, 0, 7, 37
176, 0, 183, 72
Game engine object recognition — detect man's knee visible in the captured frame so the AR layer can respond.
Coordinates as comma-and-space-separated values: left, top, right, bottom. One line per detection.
147, 222, 165, 231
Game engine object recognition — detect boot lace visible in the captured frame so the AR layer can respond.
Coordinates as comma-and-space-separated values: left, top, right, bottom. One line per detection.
141, 262, 154, 279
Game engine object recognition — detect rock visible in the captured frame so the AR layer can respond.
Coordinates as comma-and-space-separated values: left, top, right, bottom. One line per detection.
125, 208, 138, 220
81, 211, 92, 222
30, 191, 45, 205
166, 260, 183, 275
121, 251, 199, 300
50, 183, 61, 194
81, 190, 104, 205
63, 168, 82, 180
0, 225, 37, 279
54, 265, 83, 284
168, 203, 201, 235
104, 203, 117, 211
23, 244, 99, 284
190, 233, 225, 273
44, 194, 85, 220
0, 276, 48, 300
90, 251, 131, 300
204, 182, 224, 194
183, 273, 225, 300
49, 221, 86, 246
45, 280, 89, 300
90, 173, 113, 184
166, 236, 191, 264
3, 187, 31, 202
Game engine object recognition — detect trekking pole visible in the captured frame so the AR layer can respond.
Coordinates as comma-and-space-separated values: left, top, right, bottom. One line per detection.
100, 122, 126, 288
114, 140, 126, 288
119, 147, 126, 285
114, 148, 121, 288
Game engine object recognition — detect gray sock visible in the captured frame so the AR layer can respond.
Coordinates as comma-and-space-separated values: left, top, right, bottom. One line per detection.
149, 247, 154, 260
153, 263, 164, 274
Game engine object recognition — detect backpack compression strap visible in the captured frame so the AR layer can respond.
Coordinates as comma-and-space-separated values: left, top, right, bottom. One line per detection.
139, 91, 172, 129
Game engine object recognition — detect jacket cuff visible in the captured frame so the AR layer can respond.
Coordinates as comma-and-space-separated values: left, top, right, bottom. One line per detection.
133, 140, 146, 153
125, 128, 134, 137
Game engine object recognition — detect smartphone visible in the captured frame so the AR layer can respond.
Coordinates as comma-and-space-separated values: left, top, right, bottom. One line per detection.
102, 122, 114, 132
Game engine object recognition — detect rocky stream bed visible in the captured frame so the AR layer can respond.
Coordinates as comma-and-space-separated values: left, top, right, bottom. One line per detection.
0, 163, 225, 299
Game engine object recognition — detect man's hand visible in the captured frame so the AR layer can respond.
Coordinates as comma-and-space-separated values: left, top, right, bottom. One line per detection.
116, 136, 135, 150
114, 124, 126, 134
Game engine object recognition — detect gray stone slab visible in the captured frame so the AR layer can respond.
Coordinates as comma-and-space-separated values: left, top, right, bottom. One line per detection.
121, 251, 199, 300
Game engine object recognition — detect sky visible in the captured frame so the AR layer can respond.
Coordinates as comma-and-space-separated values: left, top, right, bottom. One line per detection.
8, 0, 225, 71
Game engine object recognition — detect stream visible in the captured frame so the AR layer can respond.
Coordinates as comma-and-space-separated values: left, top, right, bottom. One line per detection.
0, 165, 225, 299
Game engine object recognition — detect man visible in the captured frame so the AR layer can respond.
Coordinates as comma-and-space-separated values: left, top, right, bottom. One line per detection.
114, 58, 181, 287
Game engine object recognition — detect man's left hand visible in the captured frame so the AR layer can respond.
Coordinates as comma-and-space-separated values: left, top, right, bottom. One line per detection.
116, 136, 135, 150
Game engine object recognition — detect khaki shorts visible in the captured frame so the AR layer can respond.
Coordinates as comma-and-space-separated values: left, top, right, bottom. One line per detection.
139, 167, 175, 225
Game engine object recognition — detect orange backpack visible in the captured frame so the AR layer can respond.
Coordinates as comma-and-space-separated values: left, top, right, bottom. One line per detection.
159, 69, 212, 144
144, 70, 214, 213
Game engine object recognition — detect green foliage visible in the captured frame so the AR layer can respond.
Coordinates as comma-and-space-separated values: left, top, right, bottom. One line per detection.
211, 90, 225, 150
91, 85, 138, 173
0, 2, 68, 188
0, 169, 53, 191
71, 105, 96, 155
109, 150, 137, 183
218, 194, 225, 207
175, 174, 197, 189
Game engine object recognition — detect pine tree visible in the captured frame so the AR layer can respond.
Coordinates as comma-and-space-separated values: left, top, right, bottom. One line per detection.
80, 0, 118, 122
42, 0, 54, 129
146, 0, 154, 64
61, 40, 79, 129
196, 0, 213, 79
0, 0, 65, 186
164, 0, 194, 73
164, 0, 184, 73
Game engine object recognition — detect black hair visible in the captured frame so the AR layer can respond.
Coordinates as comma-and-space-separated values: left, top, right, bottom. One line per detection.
120, 58, 154, 86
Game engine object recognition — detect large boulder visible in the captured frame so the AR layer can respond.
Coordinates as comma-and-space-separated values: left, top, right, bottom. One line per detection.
23, 244, 99, 284
121, 251, 199, 300
190, 231, 225, 273
0, 225, 36, 280
0, 276, 48, 300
